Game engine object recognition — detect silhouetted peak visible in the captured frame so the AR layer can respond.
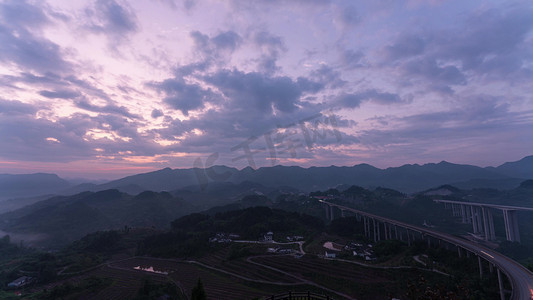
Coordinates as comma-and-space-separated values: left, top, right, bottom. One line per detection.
241, 166, 255, 172
519, 180, 533, 189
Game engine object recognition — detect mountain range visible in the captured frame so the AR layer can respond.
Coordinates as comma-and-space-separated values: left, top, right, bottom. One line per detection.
1, 155, 532, 203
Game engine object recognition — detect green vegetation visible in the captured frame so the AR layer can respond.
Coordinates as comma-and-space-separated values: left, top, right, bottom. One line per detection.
191, 278, 207, 300
137, 207, 324, 258
134, 278, 180, 300
1, 184, 527, 299
0, 190, 192, 247
37, 277, 111, 299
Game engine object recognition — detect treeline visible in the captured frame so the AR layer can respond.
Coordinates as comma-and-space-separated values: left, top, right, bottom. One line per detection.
136, 206, 324, 258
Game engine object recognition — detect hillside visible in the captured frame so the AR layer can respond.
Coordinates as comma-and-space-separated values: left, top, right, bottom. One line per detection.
493, 155, 533, 179
91, 159, 521, 194
1, 155, 531, 204
0, 173, 71, 200
0, 190, 192, 247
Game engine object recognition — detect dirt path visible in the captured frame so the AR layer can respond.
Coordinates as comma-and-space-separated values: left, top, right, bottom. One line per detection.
246, 255, 356, 300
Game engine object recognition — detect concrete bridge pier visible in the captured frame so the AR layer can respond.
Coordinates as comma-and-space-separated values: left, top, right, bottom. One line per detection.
465, 205, 472, 223
471, 206, 479, 234
478, 256, 483, 279
363, 217, 368, 237
476, 207, 484, 235
366, 217, 371, 238
503, 209, 520, 242
481, 207, 496, 241
488, 210, 495, 240
452, 204, 457, 217
460, 204, 467, 223
497, 268, 505, 300
373, 218, 377, 242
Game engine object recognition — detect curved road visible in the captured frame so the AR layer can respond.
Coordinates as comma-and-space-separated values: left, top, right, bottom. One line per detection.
322, 201, 533, 300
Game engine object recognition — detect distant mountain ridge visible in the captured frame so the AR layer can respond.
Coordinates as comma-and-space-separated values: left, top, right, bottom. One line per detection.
0, 189, 192, 247
72, 156, 533, 194
0, 173, 70, 200
1, 156, 532, 200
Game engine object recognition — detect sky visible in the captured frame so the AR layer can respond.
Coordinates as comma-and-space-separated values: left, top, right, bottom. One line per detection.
0, 0, 532, 180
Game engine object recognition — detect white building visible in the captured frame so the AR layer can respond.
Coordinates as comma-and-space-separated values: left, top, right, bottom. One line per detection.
325, 251, 336, 258
264, 231, 273, 242
8, 276, 31, 288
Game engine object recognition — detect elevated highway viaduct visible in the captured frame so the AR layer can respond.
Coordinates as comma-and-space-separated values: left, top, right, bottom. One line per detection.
320, 200, 533, 300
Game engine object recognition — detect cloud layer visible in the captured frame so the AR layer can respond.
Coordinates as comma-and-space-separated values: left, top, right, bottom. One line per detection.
0, 0, 532, 178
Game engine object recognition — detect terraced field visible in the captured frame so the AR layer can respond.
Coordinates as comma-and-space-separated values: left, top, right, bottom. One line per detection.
88, 265, 169, 300
173, 262, 272, 299
198, 248, 303, 283
252, 255, 446, 299
29, 251, 441, 299
109, 256, 288, 299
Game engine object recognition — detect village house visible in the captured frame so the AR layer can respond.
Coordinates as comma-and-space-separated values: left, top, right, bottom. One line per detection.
325, 251, 336, 258
263, 231, 273, 242
8, 276, 32, 288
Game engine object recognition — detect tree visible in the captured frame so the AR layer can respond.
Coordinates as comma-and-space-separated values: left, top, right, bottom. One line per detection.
191, 278, 206, 300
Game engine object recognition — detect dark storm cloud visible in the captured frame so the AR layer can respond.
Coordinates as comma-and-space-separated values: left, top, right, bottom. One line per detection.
251, 31, 287, 74
0, 111, 164, 162
149, 66, 332, 155
39, 89, 81, 99
3, 73, 123, 115
2, 72, 63, 86
0, 113, 94, 162
84, 0, 139, 49
0, 25, 71, 74
339, 49, 366, 69
151, 109, 163, 118
75, 98, 141, 119
337, 5, 360, 28
235, 0, 330, 7
358, 94, 531, 150
64, 76, 113, 101
149, 78, 217, 116
336, 89, 402, 108
384, 4, 533, 86
0, 99, 37, 115
88, 0, 138, 34
309, 65, 346, 89
211, 31, 242, 52
439, 7, 533, 73
190, 30, 243, 62
403, 58, 466, 86
155, 0, 196, 10
175, 61, 211, 77
384, 34, 426, 61
0, 1, 74, 75
93, 113, 141, 138
0, 0, 49, 30
205, 69, 306, 114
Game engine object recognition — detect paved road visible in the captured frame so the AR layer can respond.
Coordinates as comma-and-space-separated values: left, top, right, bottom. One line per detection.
322, 201, 533, 300
434, 199, 533, 211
